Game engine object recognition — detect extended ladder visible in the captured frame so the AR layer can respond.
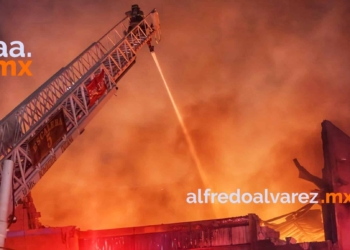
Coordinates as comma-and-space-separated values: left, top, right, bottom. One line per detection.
0, 8, 161, 206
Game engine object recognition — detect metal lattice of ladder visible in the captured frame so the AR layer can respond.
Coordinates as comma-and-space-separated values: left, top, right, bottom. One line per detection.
0, 8, 161, 205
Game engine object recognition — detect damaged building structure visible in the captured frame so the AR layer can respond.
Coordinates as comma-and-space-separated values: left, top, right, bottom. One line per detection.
2, 120, 350, 250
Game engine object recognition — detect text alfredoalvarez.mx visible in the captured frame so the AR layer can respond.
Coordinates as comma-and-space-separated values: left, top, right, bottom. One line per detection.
0, 41, 32, 77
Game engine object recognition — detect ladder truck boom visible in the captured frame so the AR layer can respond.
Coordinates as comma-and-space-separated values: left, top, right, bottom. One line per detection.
0, 6, 161, 207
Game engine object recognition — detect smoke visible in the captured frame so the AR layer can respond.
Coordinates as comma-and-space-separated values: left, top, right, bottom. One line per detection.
1, 0, 350, 230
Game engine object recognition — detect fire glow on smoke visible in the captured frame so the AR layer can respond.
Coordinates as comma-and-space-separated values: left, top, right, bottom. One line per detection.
0, 0, 350, 238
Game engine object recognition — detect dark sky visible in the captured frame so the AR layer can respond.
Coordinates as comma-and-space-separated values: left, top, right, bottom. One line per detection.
1, 0, 350, 230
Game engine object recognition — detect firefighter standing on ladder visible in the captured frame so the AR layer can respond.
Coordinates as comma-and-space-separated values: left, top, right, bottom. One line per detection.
125, 4, 154, 52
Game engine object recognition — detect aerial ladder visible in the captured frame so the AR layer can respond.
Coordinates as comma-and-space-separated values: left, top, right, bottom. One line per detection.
0, 4, 161, 246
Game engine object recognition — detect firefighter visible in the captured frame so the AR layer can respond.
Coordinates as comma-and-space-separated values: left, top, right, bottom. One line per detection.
125, 5, 146, 35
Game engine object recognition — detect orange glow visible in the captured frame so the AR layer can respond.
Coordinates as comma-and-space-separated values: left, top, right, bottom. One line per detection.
0, 1, 349, 236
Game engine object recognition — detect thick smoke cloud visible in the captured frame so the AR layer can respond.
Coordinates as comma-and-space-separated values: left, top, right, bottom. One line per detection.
1, 0, 350, 230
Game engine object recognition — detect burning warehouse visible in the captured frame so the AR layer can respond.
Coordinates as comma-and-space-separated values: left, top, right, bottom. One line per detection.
1, 1, 350, 250
2, 120, 349, 250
